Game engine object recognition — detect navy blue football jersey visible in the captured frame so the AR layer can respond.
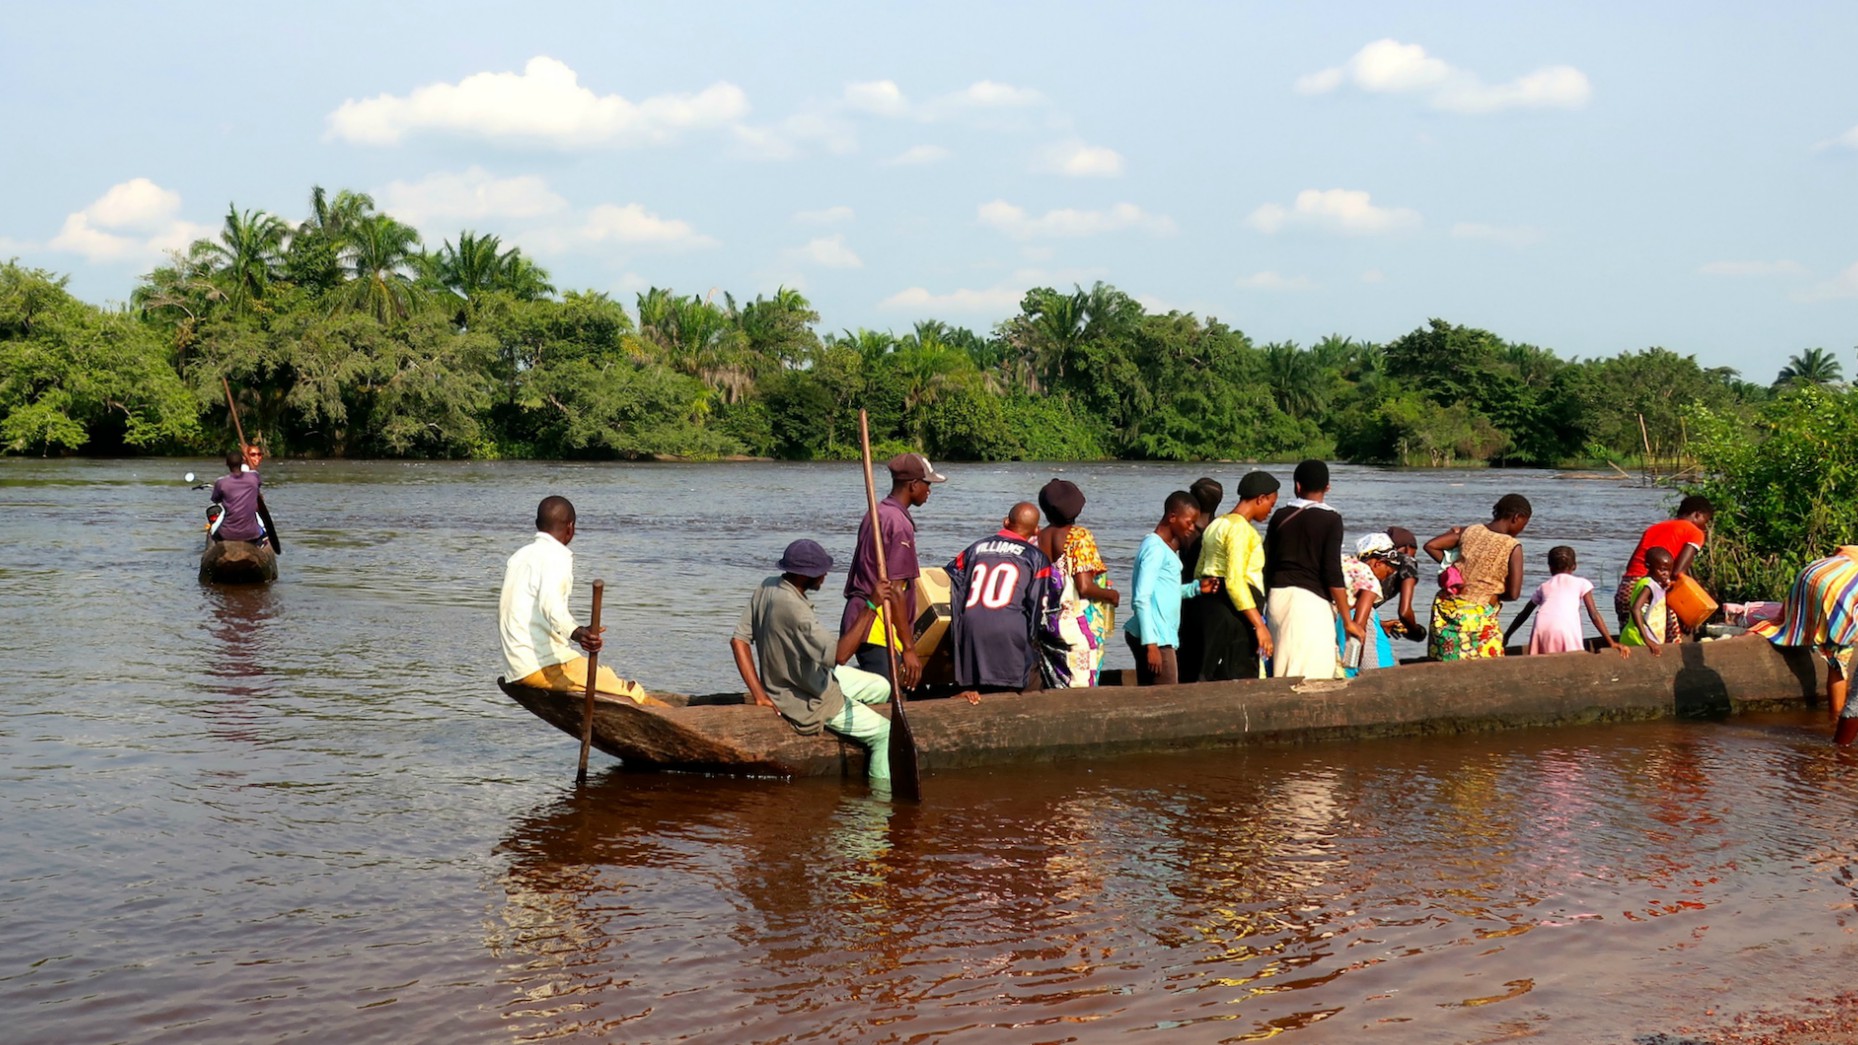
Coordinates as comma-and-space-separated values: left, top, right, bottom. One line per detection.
945, 530, 1053, 689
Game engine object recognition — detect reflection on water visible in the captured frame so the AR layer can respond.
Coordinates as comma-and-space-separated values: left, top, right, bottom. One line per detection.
486, 723, 1858, 1043
4, 458, 1858, 1043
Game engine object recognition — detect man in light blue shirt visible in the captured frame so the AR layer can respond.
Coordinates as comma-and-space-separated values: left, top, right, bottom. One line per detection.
1123, 490, 1217, 686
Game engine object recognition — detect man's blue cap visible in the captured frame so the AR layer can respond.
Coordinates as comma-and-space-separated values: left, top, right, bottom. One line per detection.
778, 539, 834, 576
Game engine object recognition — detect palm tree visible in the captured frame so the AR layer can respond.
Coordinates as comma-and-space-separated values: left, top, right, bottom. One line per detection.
204, 205, 288, 311
1262, 341, 1324, 419
342, 214, 424, 323
1774, 347, 1843, 389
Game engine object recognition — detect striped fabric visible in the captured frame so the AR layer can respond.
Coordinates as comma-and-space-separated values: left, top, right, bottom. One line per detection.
1752, 554, 1858, 650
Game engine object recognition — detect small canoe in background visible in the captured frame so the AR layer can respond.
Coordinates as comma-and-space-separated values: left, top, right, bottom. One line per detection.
497, 635, 1826, 781
199, 539, 278, 584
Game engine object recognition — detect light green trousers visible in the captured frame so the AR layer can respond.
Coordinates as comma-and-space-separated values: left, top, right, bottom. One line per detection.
829, 665, 893, 784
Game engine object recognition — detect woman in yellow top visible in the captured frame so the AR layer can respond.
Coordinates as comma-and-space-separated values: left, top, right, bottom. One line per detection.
1191, 470, 1281, 680
1426, 494, 1531, 661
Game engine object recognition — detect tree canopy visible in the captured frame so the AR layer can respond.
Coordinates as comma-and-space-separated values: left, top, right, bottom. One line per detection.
0, 183, 1794, 468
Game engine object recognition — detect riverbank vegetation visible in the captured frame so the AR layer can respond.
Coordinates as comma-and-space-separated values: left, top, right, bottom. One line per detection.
1686, 385, 1858, 601
0, 184, 1838, 479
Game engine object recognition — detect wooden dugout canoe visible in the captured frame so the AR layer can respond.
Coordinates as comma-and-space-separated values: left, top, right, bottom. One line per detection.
497, 636, 1829, 780
199, 538, 278, 584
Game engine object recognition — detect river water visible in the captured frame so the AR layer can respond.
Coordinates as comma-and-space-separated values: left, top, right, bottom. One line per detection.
3, 458, 1854, 1043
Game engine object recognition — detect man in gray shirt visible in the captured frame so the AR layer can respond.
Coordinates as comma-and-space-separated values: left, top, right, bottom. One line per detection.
730, 539, 896, 788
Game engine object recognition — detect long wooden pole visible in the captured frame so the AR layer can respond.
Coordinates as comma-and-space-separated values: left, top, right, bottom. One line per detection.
221, 376, 248, 451
859, 411, 922, 801
576, 579, 605, 785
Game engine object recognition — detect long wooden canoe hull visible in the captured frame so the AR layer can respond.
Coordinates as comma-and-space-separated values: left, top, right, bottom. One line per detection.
199, 539, 278, 584
498, 636, 1828, 780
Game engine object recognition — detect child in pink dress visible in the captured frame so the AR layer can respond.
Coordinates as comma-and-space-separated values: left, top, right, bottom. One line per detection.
1504, 546, 1628, 656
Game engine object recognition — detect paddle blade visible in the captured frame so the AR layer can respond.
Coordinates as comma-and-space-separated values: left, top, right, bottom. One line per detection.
887, 697, 922, 801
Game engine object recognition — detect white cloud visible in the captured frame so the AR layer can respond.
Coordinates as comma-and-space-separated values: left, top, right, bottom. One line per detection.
879, 285, 1025, 313
1698, 259, 1809, 277
978, 200, 1176, 239
731, 111, 857, 160
1815, 124, 1858, 151
1235, 271, 1316, 291
941, 80, 1043, 110
580, 203, 716, 248
377, 167, 568, 227
1247, 189, 1421, 236
785, 234, 863, 269
1361, 269, 1387, 284
884, 144, 951, 166
1792, 262, 1858, 302
1039, 141, 1125, 177
843, 80, 908, 116
326, 56, 749, 148
1451, 221, 1544, 247
793, 205, 854, 225
843, 79, 1044, 122
81, 178, 183, 231
47, 178, 213, 263
1297, 39, 1591, 114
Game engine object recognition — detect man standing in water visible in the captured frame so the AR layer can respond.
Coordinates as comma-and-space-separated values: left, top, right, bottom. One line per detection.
500, 496, 657, 705
842, 452, 945, 687
733, 539, 896, 788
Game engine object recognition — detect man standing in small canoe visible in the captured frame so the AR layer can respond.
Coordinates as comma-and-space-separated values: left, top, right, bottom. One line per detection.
842, 452, 945, 688
210, 450, 270, 548
499, 496, 658, 705
732, 539, 896, 788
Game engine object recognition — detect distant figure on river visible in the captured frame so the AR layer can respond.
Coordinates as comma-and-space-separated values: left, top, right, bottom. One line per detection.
946, 502, 1054, 700
210, 450, 268, 547
1426, 494, 1531, 662
1616, 496, 1714, 643
731, 539, 895, 787
499, 496, 656, 704
1264, 460, 1357, 680
843, 452, 944, 688
1504, 545, 1627, 657
1037, 478, 1119, 688
1190, 470, 1279, 681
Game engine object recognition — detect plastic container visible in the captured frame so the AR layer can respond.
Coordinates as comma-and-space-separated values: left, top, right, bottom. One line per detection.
1667, 574, 1719, 630
1343, 636, 1364, 670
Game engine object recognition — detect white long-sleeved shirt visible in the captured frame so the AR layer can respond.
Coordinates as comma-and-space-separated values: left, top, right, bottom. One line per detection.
500, 532, 582, 679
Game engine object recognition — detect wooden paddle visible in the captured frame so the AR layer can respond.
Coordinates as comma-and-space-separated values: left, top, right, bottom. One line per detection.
220, 376, 282, 553
859, 410, 923, 800
576, 579, 605, 784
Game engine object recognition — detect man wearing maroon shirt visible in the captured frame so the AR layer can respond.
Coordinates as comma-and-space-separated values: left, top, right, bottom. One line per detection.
210, 450, 268, 546
842, 452, 945, 687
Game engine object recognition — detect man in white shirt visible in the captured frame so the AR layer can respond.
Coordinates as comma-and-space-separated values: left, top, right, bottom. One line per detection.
499, 496, 655, 704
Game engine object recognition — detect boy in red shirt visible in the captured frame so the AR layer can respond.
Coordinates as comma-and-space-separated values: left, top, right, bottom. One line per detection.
1614, 495, 1713, 641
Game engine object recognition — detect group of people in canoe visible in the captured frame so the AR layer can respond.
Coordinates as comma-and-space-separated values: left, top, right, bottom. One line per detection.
204, 442, 280, 552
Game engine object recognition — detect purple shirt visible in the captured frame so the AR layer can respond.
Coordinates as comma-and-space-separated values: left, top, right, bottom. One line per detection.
211, 471, 264, 541
841, 494, 920, 637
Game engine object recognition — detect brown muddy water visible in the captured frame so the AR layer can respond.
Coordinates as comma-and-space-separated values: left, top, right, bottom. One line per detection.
3, 458, 1855, 1043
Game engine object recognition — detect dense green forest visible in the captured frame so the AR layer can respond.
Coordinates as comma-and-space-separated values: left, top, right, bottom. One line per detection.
0, 185, 1842, 469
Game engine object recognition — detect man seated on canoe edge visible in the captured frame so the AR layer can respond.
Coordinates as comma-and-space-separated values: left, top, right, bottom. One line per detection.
731, 539, 899, 789
500, 495, 665, 706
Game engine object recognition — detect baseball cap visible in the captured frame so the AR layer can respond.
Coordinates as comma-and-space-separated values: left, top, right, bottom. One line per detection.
887, 452, 947, 483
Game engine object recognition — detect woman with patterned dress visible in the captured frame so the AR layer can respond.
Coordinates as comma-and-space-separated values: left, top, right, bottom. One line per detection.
1334, 533, 1411, 677
1751, 546, 1858, 744
1426, 494, 1532, 661
1037, 479, 1120, 687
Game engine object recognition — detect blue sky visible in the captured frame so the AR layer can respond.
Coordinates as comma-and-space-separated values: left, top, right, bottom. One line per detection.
2, 1, 1853, 378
